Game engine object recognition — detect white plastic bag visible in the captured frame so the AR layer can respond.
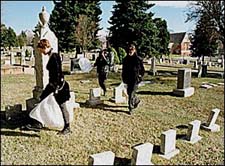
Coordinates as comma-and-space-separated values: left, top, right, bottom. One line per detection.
29, 93, 64, 129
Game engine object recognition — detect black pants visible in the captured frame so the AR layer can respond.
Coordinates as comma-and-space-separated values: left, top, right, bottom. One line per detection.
127, 83, 139, 109
98, 72, 107, 92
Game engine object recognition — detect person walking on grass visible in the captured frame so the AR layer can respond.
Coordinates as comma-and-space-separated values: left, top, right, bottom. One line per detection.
122, 44, 145, 114
23, 39, 71, 135
94, 49, 110, 96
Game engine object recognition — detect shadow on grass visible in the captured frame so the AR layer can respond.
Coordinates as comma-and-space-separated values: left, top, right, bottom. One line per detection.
153, 145, 161, 154
114, 157, 131, 165
176, 134, 187, 140
1, 130, 40, 137
176, 124, 188, 129
137, 91, 174, 96
78, 102, 130, 115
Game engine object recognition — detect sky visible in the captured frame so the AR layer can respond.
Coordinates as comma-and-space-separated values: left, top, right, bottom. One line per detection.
1, 1, 196, 36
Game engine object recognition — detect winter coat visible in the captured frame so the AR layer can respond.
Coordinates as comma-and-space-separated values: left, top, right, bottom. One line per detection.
122, 53, 145, 85
40, 53, 70, 105
94, 56, 109, 74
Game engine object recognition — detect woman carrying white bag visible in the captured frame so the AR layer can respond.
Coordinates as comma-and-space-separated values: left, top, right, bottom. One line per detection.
23, 39, 72, 135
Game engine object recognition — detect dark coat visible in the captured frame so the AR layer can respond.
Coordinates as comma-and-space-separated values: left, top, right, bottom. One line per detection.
122, 53, 145, 85
94, 55, 109, 74
40, 53, 70, 104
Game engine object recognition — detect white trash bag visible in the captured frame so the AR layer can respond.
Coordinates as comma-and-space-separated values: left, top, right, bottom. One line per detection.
29, 93, 64, 129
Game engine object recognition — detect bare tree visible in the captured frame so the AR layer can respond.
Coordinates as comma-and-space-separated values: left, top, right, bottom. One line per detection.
75, 14, 95, 56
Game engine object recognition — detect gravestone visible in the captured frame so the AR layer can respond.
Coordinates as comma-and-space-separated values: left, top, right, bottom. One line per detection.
173, 68, 194, 97
70, 58, 80, 73
88, 151, 115, 165
193, 61, 198, 69
159, 129, 180, 159
149, 56, 156, 76
10, 52, 15, 65
21, 50, 26, 66
111, 82, 127, 103
186, 120, 202, 144
131, 143, 154, 165
69, 91, 80, 108
26, 6, 58, 111
86, 88, 103, 106
201, 64, 207, 77
5, 104, 22, 121
201, 108, 220, 132
79, 57, 93, 73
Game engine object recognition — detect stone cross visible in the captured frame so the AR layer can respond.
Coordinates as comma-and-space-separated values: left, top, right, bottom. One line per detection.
131, 143, 154, 165
88, 151, 115, 165
173, 68, 194, 97
201, 108, 220, 132
159, 129, 180, 160
186, 120, 202, 144
86, 88, 103, 106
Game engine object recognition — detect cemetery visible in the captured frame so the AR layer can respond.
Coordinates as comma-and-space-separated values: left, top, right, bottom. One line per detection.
1, 2, 224, 166
1, 58, 224, 165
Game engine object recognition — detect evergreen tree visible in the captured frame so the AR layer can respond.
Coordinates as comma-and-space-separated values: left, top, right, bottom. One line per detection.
108, 0, 160, 58
17, 31, 27, 49
50, 0, 76, 52
190, 14, 218, 61
49, 0, 102, 52
153, 18, 170, 56
2, 26, 18, 50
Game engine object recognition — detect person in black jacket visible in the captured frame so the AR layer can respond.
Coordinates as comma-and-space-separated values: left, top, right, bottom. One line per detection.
122, 44, 145, 113
94, 50, 109, 96
25, 39, 71, 135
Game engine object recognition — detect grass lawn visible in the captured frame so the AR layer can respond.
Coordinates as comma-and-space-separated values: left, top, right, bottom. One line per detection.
1, 69, 224, 165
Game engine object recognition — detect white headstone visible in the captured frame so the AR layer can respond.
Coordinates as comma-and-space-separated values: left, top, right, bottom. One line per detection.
159, 129, 180, 160
201, 108, 220, 132
89, 151, 115, 165
86, 88, 103, 106
150, 57, 156, 76
69, 91, 80, 108
186, 120, 202, 144
131, 143, 154, 165
78, 57, 93, 73
112, 83, 127, 103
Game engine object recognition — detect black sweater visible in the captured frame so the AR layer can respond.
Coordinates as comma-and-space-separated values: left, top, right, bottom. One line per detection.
122, 54, 145, 85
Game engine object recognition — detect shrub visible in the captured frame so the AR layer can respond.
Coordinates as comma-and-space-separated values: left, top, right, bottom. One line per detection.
118, 47, 127, 64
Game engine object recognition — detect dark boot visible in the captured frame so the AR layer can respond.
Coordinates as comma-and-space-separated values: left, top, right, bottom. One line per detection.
57, 124, 71, 135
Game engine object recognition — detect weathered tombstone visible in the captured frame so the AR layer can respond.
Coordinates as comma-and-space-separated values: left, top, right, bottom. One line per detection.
186, 120, 202, 144
88, 151, 115, 165
193, 61, 198, 70
21, 50, 26, 66
111, 83, 127, 103
86, 88, 103, 106
131, 143, 154, 165
69, 91, 80, 108
201, 108, 220, 132
149, 56, 156, 76
201, 64, 207, 77
207, 61, 212, 67
10, 52, 15, 65
173, 68, 194, 97
159, 129, 180, 160
5, 104, 22, 121
26, 6, 58, 111
79, 57, 93, 73
70, 58, 80, 73
4, 59, 10, 65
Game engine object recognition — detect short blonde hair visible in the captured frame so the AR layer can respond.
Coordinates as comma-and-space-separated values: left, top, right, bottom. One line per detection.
37, 39, 51, 49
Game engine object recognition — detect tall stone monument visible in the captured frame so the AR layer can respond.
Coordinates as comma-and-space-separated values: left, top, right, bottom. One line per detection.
26, 6, 58, 111
173, 68, 195, 97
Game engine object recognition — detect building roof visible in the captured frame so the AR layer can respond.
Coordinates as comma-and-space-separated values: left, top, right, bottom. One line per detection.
169, 32, 186, 44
